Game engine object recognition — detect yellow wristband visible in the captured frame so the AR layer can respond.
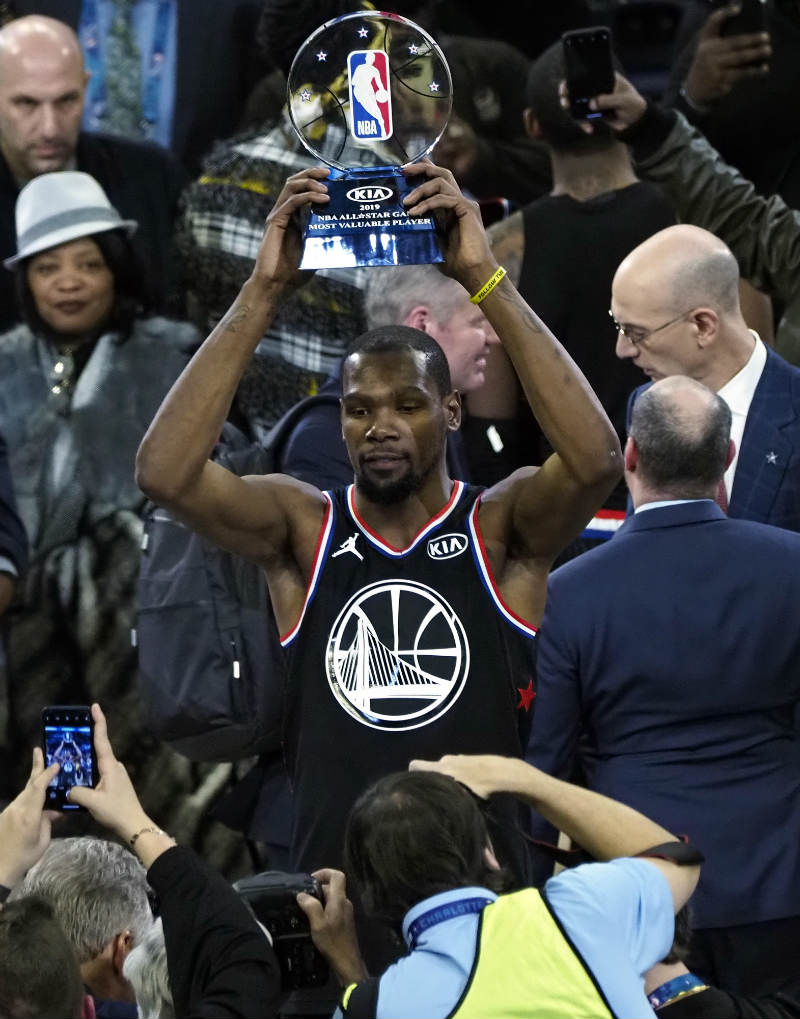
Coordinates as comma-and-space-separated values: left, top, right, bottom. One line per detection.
470, 265, 507, 304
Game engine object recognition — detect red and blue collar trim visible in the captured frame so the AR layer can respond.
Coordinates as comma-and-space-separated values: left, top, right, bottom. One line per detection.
345, 480, 466, 557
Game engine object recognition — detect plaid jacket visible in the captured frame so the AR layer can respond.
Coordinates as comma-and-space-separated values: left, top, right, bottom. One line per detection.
177, 114, 369, 418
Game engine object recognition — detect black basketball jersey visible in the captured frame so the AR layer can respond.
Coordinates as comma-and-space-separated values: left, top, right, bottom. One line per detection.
281, 481, 538, 875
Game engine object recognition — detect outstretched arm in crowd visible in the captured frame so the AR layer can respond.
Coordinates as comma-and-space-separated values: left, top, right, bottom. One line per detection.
570, 72, 793, 356
410, 754, 700, 913
69, 705, 281, 1018
673, 4, 771, 111
0, 749, 59, 895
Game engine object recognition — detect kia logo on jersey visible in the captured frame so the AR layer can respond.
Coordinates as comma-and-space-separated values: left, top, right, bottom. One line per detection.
427, 533, 468, 560
348, 49, 393, 142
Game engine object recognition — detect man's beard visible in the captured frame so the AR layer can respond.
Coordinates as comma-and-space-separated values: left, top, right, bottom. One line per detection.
355, 459, 433, 506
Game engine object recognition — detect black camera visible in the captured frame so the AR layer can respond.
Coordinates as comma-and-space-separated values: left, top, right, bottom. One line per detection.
233, 871, 330, 991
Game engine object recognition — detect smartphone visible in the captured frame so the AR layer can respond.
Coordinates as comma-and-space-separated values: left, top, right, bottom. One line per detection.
41, 705, 97, 811
562, 26, 615, 121
719, 0, 767, 36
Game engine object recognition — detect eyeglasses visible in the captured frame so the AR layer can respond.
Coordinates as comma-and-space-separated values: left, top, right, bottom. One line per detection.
608, 307, 693, 345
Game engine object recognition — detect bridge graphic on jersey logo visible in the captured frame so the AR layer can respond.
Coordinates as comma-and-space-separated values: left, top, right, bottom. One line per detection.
326, 579, 470, 731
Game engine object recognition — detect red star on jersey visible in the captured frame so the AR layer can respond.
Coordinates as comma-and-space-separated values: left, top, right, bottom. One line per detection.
517, 679, 535, 712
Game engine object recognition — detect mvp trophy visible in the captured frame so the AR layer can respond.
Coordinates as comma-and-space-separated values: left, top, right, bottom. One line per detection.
287, 10, 453, 269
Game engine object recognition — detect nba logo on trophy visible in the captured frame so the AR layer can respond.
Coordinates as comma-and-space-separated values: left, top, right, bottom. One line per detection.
348, 49, 393, 142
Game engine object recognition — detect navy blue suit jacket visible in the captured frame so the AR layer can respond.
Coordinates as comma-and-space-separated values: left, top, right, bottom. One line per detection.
626, 347, 800, 531
532, 500, 800, 929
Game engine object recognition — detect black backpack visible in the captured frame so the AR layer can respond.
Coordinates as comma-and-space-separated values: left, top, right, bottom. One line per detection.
134, 393, 339, 762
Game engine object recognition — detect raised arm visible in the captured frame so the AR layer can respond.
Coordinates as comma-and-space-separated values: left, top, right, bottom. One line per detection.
402, 162, 621, 582
410, 754, 700, 913
0, 749, 60, 892
135, 168, 332, 568
69, 705, 281, 1017
577, 73, 800, 362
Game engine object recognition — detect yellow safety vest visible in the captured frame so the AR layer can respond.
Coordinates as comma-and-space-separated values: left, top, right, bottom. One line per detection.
450, 888, 616, 1019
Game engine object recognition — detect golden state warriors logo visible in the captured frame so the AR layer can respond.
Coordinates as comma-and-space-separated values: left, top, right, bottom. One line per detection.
326, 579, 470, 731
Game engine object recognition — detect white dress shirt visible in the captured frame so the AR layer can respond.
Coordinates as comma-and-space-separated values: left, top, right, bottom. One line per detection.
717, 331, 767, 502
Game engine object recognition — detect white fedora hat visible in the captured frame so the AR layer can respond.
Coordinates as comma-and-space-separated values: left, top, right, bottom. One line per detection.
4, 170, 138, 269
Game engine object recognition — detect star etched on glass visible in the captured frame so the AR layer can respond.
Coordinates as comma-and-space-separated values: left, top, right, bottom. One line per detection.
300, 88, 312, 102
428, 81, 440, 93
316, 50, 327, 61
358, 26, 368, 38
408, 43, 419, 54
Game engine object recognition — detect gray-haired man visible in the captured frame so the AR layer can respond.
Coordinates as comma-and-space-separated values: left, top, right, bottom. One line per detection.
11, 836, 153, 1013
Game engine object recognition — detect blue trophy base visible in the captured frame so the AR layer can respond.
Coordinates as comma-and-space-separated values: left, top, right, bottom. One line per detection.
300, 166, 444, 270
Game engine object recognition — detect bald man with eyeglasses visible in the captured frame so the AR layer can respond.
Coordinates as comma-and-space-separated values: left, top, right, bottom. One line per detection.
613, 222, 800, 533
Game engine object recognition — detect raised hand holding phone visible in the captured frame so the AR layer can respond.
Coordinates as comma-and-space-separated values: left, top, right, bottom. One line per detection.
41, 705, 97, 811
562, 26, 615, 120
558, 72, 647, 136
68, 704, 175, 868
0, 747, 60, 890
683, 3, 771, 107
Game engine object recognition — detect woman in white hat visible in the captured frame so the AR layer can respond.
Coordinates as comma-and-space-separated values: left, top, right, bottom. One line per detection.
0, 170, 200, 804
5, 169, 146, 348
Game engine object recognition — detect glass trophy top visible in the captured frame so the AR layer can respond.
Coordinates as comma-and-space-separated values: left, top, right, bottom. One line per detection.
287, 10, 452, 171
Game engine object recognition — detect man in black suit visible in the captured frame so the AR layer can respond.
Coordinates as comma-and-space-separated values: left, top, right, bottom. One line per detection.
0, 14, 186, 328
14, 0, 264, 172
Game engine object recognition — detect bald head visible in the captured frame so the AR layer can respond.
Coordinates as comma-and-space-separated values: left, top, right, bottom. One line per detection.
612, 225, 755, 390
0, 16, 87, 182
615, 225, 740, 318
628, 375, 732, 502
0, 16, 84, 71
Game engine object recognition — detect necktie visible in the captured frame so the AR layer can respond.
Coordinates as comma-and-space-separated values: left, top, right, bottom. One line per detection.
105, 0, 145, 138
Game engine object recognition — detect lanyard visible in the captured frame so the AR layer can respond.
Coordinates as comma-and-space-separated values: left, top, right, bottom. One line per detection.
80, 0, 172, 127
407, 895, 493, 949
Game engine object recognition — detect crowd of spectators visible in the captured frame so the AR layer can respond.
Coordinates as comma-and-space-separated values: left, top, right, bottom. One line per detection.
0, 2, 799, 1017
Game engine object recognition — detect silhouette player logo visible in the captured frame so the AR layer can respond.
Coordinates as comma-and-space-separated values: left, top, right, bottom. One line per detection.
348, 50, 393, 142
332, 534, 364, 561
326, 579, 470, 730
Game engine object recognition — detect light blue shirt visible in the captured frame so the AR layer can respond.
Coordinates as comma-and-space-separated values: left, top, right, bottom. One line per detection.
79, 0, 177, 148
338, 859, 674, 1019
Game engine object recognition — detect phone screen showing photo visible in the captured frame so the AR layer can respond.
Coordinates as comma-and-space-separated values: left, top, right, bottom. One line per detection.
43, 712, 94, 809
